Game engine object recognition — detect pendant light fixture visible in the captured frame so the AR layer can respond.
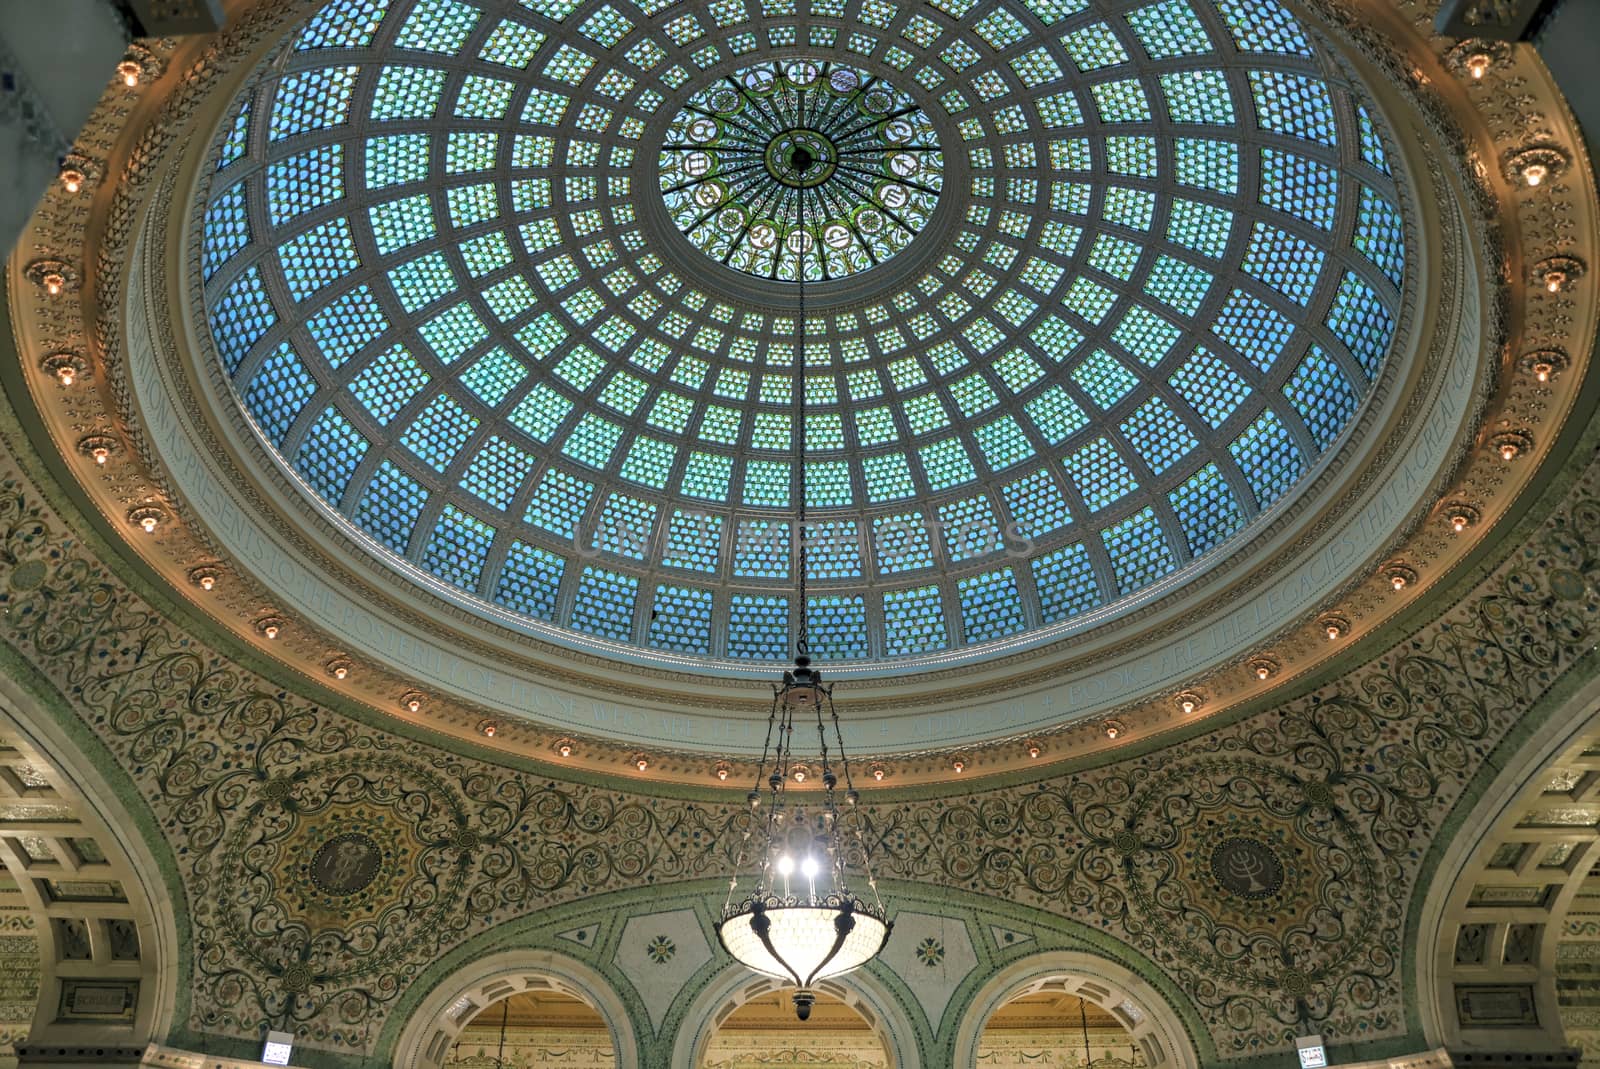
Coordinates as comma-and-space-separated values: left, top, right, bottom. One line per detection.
714, 158, 891, 1021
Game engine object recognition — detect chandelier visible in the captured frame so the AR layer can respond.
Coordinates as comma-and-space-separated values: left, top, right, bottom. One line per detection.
714, 157, 891, 1020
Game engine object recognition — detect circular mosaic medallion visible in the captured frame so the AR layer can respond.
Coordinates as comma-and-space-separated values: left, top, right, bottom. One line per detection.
658, 60, 941, 282
310, 832, 383, 895
1208, 836, 1285, 899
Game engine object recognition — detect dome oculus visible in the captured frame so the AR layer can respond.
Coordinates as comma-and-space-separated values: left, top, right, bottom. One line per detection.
659, 59, 942, 281
198, 0, 1407, 671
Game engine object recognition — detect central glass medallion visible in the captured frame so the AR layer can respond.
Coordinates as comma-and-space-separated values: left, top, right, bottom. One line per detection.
659, 59, 942, 282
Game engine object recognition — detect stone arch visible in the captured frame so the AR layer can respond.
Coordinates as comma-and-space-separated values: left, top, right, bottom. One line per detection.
391, 949, 639, 1069
1415, 668, 1600, 1055
950, 950, 1199, 1069
0, 674, 179, 1053
669, 965, 922, 1069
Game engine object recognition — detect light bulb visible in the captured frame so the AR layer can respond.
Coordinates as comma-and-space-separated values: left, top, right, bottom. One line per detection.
91, 447, 108, 465
793, 767, 806, 783
1390, 574, 1407, 591
56, 366, 74, 386
1256, 665, 1271, 680
117, 61, 140, 87
1523, 164, 1547, 187
1181, 699, 1196, 714
1027, 743, 1041, 759
872, 765, 885, 781
1534, 362, 1552, 382
60, 169, 84, 193
263, 624, 279, 639
1466, 53, 1490, 79
1500, 443, 1518, 461
407, 698, 421, 713
480, 721, 497, 737
715, 765, 727, 779
200, 575, 215, 591
1546, 271, 1567, 293
951, 758, 965, 773
777, 855, 795, 877
139, 516, 157, 533
333, 665, 347, 679
559, 742, 573, 757
636, 756, 648, 771
1104, 724, 1120, 740
1326, 624, 1341, 640
801, 856, 819, 879
42, 274, 64, 296
1451, 515, 1469, 533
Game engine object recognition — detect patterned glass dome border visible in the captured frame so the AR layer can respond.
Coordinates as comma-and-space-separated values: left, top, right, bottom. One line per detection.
198, 0, 1408, 670
658, 58, 944, 282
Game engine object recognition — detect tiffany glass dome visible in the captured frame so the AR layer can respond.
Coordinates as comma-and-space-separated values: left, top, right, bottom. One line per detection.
198, 0, 1407, 672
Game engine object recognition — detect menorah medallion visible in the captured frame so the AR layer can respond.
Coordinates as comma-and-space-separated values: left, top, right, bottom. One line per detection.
1209, 836, 1285, 900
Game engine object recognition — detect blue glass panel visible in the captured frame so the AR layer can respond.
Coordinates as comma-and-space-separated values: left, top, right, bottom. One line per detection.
1211, 288, 1294, 374
460, 434, 533, 510
1243, 223, 1325, 305
727, 593, 789, 660
278, 217, 362, 302
1325, 272, 1394, 379
647, 585, 713, 654
662, 510, 722, 572
1353, 186, 1405, 288
939, 496, 1005, 561
1168, 462, 1243, 555
1248, 70, 1336, 146
1072, 349, 1140, 410
570, 565, 639, 640
356, 459, 428, 554
742, 460, 790, 507
958, 568, 1027, 643
591, 492, 657, 560
1024, 387, 1091, 444
735, 519, 791, 579
494, 541, 565, 620
216, 99, 251, 170
807, 595, 870, 660
243, 342, 315, 445
1212, 0, 1311, 55
882, 586, 948, 656
394, 0, 481, 52
1258, 148, 1338, 230
1066, 437, 1140, 511
1169, 345, 1251, 429
296, 0, 390, 49
1229, 408, 1303, 509
1031, 542, 1101, 621
1120, 396, 1199, 474
306, 285, 388, 368
524, 467, 593, 540
294, 405, 369, 503
202, 183, 250, 281
460, 348, 527, 407
368, 193, 436, 254
399, 392, 478, 472
348, 343, 430, 426
805, 520, 863, 579
265, 144, 345, 226
1283, 345, 1359, 452
269, 66, 359, 140
974, 416, 1034, 471
210, 266, 277, 374
872, 512, 934, 574
421, 503, 494, 590
1124, 1, 1213, 60
388, 250, 457, 313
1102, 507, 1176, 593
1001, 468, 1073, 536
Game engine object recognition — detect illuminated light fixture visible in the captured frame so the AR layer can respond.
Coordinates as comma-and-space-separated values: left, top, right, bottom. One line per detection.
256, 616, 284, 640
871, 764, 886, 782
59, 168, 84, 193
1490, 429, 1533, 462
634, 753, 650, 772
401, 690, 425, 714
77, 434, 117, 466
1320, 615, 1350, 641
717, 189, 889, 1021
1026, 741, 1042, 760
128, 505, 164, 534
792, 764, 808, 783
715, 761, 730, 780
951, 755, 967, 774
325, 657, 352, 681
262, 1031, 294, 1067
1518, 349, 1569, 384
558, 739, 576, 758
25, 260, 75, 297
1175, 690, 1203, 715
1445, 38, 1509, 82
56, 153, 97, 194
42, 352, 86, 387
477, 719, 498, 738
1445, 502, 1480, 533
1102, 720, 1125, 740
117, 60, 141, 86
1384, 563, 1418, 592
1534, 255, 1585, 295
188, 565, 220, 592
1249, 655, 1279, 681
1505, 145, 1568, 189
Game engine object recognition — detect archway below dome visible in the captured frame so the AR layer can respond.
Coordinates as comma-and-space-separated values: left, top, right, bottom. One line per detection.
976, 990, 1145, 1069
447, 989, 615, 1067
699, 986, 891, 1069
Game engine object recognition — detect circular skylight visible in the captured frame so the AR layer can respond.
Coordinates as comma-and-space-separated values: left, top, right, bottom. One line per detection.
198, 0, 1407, 671
659, 59, 942, 281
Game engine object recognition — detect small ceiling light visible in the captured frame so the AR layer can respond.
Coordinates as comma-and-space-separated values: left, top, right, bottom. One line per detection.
1026, 740, 1042, 759
255, 616, 284, 640
1383, 564, 1418, 592
477, 719, 498, 738
1176, 690, 1203, 715
128, 505, 164, 534
1465, 52, 1491, 79
793, 765, 807, 783
714, 761, 728, 779
1519, 348, 1569, 384
42, 273, 64, 296
1446, 39, 1509, 81
188, 565, 220, 591
59, 168, 84, 194
951, 755, 967, 773
1490, 429, 1533, 463
871, 763, 886, 782
25, 260, 74, 297
1534, 255, 1585, 295
634, 754, 650, 772
401, 691, 425, 713
1102, 720, 1125, 740
559, 740, 576, 758
77, 434, 117, 466
1320, 615, 1350, 641
42, 352, 86, 387
117, 60, 142, 87
56, 365, 75, 386
1249, 655, 1279, 681
325, 657, 351, 680
1505, 146, 1568, 190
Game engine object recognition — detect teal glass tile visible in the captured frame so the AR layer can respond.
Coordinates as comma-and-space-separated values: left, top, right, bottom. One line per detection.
460, 434, 533, 511
1102, 507, 1176, 593
662, 510, 722, 572
269, 65, 359, 140
294, 405, 369, 503
1283, 345, 1359, 452
647, 585, 713, 654
348, 343, 430, 426
1229, 408, 1304, 509
243, 341, 316, 445
356, 459, 428, 555
1243, 223, 1325, 305
570, 565, 639, 641
1325, 271, 1395, 379
524, 467, 593, 539
210, 266, 277, 374
296, 0, 391, 50
265, 144, 344, 226
735, 519, 791, 579
958, 568, 1026, 643
494, 541, 565, 620
399, 392, 478, 472
1169, 345, 1252, 428
1066, 437, 1140, 511
882, 586, 948, 655
278, 216, 362, 302
305, 285, 387, 369
1169, 462, 1243, 555
421, 503, 495, 590
1353, 185, 1405, 288
1072, 349, 1140, 409
202, 183, 250, 281
1211, 289, 1295, 373
727, 593, 789, 660
806, 595, 869, 660
1032, 542, 1101, 622
592, 492, 657, 559
1121, 396, 1199, 474
939, 495, 1004, 561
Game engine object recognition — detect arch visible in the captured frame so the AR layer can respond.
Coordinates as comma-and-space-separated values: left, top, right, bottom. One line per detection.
0, 671, 179, 1050
669, 965, 921, 1069
1414, 666, 1600, 1053
391, 949, 638, 1069
951, 951, 1199, 1069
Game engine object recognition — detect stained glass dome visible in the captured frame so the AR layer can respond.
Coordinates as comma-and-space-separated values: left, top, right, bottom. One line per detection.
198, 0, 1407, 671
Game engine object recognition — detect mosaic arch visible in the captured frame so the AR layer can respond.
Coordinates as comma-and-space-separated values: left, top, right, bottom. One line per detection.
199, 0, 1407, 671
